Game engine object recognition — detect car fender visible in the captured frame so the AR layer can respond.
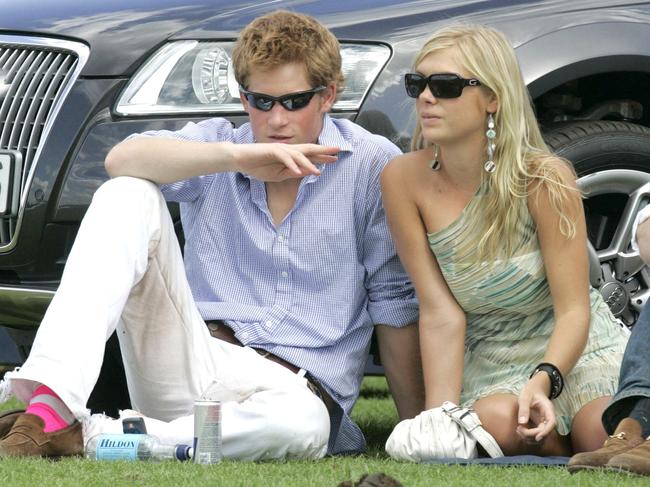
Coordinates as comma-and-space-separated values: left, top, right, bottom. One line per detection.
514, 21, 650, 97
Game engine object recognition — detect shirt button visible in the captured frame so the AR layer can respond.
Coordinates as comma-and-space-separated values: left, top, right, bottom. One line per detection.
281, 271, 288, 278
241, 331, 249, 339
277, 235, 284, 242
265, 320, 272, 327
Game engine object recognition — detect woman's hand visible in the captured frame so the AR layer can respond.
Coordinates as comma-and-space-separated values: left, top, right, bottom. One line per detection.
515, 373, 556, 443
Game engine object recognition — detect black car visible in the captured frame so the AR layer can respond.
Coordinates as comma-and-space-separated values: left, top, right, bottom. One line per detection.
2, 0, 650, 410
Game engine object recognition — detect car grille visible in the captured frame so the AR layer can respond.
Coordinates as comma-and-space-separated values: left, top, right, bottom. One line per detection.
0, 36, 88, 249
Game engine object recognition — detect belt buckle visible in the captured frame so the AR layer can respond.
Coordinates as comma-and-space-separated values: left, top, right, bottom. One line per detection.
305, 378, 323, 400
255, 349, 271, 360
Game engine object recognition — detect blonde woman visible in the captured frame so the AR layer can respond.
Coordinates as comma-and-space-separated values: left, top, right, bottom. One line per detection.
381, 24, 628, 456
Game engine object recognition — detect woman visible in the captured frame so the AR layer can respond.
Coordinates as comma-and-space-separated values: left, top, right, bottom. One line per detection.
381, 24, 628, 455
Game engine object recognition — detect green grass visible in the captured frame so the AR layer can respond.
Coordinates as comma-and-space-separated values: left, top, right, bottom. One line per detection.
0, 377, 646, 486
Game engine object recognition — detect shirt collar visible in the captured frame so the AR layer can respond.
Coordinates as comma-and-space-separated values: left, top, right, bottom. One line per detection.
317, 114, 353, 154
236, 114, 353, 182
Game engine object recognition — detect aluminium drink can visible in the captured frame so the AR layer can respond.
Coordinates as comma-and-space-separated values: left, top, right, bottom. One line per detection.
193, 399, 222, 464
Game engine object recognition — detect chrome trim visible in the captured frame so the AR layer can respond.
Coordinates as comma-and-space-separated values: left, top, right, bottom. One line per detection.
0, 286, 55, 328
0, 35, 89, 252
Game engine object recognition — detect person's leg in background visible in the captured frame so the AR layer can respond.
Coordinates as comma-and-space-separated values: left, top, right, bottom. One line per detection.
568, 301, 650, 472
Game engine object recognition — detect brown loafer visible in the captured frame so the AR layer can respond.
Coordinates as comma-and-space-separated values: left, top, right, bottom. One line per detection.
568, 418, 645, 473
606, 439, 650, 476
0, 409, 25, 439
0, 412, 82, 458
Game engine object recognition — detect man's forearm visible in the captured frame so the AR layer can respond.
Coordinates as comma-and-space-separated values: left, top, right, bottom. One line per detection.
105, 137, 235, 184
375, 323, 425, 420
105, 137, 335, 185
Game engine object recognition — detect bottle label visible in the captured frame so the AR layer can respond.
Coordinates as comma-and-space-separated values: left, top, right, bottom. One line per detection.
93, 434, 143, 461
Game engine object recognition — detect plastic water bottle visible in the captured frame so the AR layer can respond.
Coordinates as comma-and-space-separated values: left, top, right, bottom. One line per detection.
85, 433, 192, 462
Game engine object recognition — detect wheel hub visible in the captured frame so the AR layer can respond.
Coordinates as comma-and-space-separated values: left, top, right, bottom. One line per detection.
578, 169, 650, 328
599, 281, 629, 316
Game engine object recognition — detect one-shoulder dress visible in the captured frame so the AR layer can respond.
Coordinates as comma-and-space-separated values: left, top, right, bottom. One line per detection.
427, 188, 629, 435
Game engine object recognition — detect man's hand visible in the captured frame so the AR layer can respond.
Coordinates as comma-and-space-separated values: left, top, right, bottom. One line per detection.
231, 143, 339, 181
515, 376, 556, 444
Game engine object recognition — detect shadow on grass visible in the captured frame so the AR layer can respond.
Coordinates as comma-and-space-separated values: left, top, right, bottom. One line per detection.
358, 386, 390, 400
362, 419, 395, 456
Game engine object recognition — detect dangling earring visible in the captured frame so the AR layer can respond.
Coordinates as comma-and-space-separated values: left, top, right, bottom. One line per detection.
430, 145, 440, 171
484, 113, 496, 173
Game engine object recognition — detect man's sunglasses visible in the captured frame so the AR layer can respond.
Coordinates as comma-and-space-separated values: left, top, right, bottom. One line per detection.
404, 73, 482, 99
240, 86, 326, 112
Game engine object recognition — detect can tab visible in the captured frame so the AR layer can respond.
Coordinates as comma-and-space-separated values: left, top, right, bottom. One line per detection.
123, 417, 148, 434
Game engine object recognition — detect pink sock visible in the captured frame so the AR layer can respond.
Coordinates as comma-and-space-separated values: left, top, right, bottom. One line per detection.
26, 385, 75, 433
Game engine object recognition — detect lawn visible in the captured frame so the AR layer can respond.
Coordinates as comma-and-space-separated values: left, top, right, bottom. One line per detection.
0, 377, 646, 486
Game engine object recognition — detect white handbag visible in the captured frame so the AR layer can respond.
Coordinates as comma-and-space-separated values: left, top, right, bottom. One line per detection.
385, 401, 504, 461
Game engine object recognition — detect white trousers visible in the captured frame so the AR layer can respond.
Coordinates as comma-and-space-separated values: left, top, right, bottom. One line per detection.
6, 177, 329, 460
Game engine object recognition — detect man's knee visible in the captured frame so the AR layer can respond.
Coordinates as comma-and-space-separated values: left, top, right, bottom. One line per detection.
89, 177, 166, 229
94, 176, 161, 206
265, 390, 329, 459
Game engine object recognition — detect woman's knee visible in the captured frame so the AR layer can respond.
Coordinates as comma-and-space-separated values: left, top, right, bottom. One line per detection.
474, 394, 571, 456
571, 396, 610, 453
473, 395, 522, 454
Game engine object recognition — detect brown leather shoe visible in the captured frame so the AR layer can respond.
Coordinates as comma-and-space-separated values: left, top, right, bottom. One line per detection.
606, 439, 650, 475
0, 409, 24, 439
0, 412, 82, 458
567, 418, 645, 473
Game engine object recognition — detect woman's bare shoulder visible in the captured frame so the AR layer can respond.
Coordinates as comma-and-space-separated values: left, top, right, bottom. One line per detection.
383, 149, 432, 181
527, 154, 581, 217
529, 154, 577, 183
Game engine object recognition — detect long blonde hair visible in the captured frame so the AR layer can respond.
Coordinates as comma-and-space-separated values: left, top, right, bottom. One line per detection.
412, 24, 579, 262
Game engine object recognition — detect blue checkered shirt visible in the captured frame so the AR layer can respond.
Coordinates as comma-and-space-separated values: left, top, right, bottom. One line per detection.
132, 115, 418, 454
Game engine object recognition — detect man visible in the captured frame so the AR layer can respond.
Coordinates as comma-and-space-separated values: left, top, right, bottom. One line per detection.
0, 11, 422, 459
568, 206, 650, 474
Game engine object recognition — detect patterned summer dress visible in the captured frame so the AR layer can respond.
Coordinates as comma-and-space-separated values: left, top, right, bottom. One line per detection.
427, 187, 629, 435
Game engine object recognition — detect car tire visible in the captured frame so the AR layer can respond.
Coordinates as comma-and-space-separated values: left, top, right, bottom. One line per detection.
544, 120, 650, 327
544, 120, 650, 175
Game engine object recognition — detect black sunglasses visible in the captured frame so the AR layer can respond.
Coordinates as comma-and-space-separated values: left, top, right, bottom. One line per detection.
404, 73, 482, 99
240, 86, 326, 112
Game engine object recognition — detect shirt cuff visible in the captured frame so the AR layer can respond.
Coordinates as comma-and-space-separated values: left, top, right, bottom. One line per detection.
368, 297, 419, 327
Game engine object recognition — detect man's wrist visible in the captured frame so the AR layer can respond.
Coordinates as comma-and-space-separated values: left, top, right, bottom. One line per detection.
214, 141, 237, 173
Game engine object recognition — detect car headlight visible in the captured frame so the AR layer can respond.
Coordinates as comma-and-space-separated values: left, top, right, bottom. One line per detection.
114, 41, 391, 116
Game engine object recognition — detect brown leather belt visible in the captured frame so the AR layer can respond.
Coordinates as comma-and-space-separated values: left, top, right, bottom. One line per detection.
206, 321, 336, 417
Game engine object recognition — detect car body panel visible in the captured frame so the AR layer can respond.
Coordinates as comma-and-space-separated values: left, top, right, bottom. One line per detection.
1, 0, 650, 363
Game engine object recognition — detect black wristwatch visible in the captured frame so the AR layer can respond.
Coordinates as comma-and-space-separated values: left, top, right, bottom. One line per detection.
529, 362, 564, 400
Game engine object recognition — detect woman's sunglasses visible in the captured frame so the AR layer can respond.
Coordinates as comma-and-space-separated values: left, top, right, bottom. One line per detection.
240, 86, 326, 112
404, 73, 482, 99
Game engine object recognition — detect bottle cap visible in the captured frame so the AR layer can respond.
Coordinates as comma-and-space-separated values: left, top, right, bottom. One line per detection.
175, 444, 192, 461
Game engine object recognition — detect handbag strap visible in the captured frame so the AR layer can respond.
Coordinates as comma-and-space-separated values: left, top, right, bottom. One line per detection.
441, 401, 504, 458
